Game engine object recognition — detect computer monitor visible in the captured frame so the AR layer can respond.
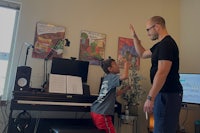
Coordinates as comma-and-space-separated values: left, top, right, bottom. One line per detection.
51, 57, 89, 83
179, 73, 200, 105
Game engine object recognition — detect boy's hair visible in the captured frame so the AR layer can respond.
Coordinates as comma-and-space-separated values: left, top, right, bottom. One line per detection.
101, 57, 115, 74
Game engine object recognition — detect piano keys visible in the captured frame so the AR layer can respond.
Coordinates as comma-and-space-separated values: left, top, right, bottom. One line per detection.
11, 90, 121, 114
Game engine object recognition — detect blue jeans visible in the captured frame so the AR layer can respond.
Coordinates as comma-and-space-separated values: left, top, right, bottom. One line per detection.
153, 92, 182, 133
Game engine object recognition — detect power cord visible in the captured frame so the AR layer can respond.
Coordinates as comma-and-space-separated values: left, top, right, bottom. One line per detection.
33, 111, 41, 133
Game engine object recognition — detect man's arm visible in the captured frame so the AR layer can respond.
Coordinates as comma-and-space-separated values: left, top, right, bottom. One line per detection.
129, 24, 152, 59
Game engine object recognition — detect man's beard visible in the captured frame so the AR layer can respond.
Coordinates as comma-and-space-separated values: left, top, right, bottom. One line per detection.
151, 33, 159, 41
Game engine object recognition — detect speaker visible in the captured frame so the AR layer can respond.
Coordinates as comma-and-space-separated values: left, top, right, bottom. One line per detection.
14, 66, 32, 91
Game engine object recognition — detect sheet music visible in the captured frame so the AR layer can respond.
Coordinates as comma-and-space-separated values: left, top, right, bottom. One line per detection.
66, 75, 83, 94
49, 74, 83, 94
49, 74, 67, 93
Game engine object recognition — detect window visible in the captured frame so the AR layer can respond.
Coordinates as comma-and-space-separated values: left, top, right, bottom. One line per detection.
0, 1, 20, 100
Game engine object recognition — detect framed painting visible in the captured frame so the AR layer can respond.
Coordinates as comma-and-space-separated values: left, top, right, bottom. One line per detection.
32, 22, 66, 59
117, 37, 140, 69
79, 30, 106, 65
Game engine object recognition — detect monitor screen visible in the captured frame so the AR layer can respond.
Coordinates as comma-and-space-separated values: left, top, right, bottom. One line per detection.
179, 73, 200, 105
51, 57, 89, 83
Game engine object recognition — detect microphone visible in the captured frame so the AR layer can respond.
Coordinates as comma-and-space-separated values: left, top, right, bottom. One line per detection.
24, 42, 34, 48
24, 42, 34, 66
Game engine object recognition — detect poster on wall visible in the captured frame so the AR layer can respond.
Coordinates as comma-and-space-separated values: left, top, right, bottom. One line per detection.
79, 30, 106, 65
117, 37, 140, 69
32, 22, 66, 59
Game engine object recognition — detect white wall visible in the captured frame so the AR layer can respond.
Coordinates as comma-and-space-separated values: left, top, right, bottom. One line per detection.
180, 0, 200, 73
15, 0, 180, 95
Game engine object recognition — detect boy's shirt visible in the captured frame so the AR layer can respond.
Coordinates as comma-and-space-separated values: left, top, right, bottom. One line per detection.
91, 73, 120, 115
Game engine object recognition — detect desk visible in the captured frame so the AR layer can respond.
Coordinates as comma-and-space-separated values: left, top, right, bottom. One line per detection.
118, 115, 138, 133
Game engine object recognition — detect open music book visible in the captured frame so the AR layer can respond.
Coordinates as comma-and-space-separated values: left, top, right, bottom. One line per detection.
49, 74, 83, 94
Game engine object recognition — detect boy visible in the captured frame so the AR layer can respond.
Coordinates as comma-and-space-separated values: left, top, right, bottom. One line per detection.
90, 57, 130, 133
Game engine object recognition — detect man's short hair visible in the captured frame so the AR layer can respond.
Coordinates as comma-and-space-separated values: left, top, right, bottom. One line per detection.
151, 16, 166, 28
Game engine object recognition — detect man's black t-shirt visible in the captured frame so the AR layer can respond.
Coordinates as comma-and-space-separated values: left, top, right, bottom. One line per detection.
150, 35, 183, 93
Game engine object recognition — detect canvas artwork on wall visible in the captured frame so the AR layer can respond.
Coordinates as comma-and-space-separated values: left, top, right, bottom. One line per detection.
117, 37, 140, 69
32, 22, 66, 59
79, 30, 106, 65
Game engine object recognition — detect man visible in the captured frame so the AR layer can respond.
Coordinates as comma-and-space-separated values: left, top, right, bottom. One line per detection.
130, 16, 183, 133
